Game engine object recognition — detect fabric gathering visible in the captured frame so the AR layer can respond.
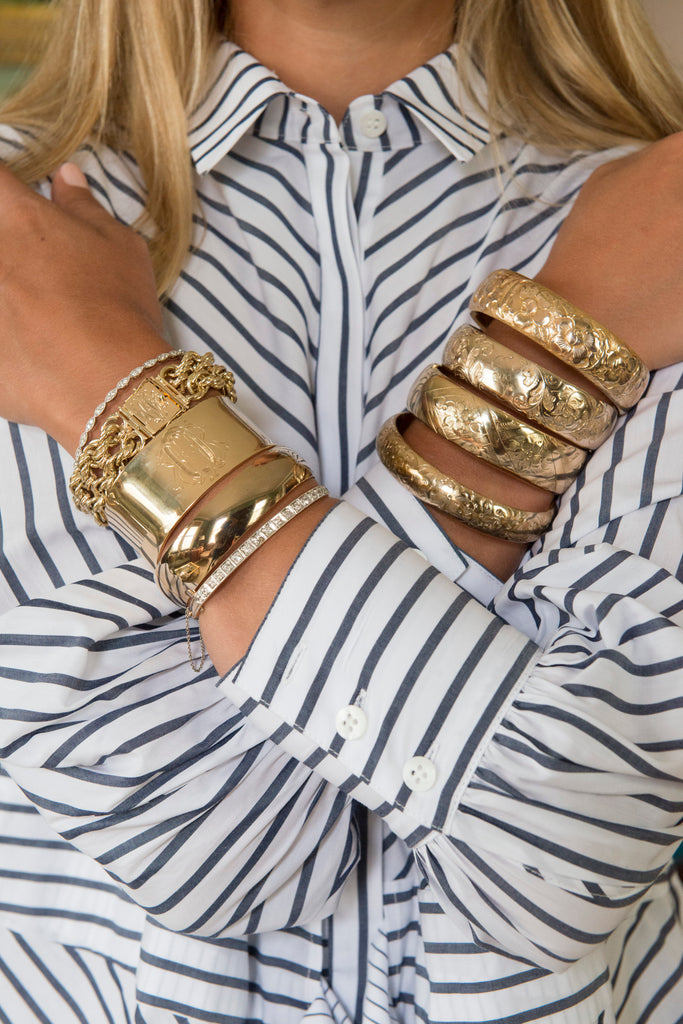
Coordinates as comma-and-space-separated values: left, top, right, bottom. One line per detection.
1, 2, 683, 1022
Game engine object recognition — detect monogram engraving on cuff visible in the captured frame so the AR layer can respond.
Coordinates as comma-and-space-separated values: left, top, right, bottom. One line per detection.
121, 379, 185, 435
157, 423, 236, 490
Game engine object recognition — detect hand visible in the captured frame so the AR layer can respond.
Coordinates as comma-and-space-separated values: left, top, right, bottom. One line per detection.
0, 162, 166, 451
537, 133, 683, 370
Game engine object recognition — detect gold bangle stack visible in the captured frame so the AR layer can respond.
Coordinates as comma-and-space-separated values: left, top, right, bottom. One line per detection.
378, 268, 649, 545
68, 351, 328, 655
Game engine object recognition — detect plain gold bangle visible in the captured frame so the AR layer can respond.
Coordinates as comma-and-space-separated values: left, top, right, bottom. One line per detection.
443, 324, 617, 450
376, 414, 554, 543
187, 485, 329, 618
470, 269, 649, 411
105, 396, 272, 563
156, 450, 312, 606
407, 364, 586, 494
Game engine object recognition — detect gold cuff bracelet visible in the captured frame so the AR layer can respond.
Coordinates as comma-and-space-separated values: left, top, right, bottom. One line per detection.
443, 324, 617, 449
105, 395, 272, 563
407, 365, 586, 493
376, 415, 554, 542
470, 269, 649, 411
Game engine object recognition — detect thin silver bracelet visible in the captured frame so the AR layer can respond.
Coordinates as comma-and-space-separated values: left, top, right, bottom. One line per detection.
73, 349, 182, 464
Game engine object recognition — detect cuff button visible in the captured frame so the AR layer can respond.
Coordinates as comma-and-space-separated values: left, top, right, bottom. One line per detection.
403, 756, 437, 792
336, 705, 368, 740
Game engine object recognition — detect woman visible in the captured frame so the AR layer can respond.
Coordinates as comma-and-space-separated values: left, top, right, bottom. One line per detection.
0, 1, 683, 1021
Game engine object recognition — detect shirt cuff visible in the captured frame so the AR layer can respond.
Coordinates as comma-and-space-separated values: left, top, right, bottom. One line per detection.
345, 461, 469, 582
221, 501, 539, 845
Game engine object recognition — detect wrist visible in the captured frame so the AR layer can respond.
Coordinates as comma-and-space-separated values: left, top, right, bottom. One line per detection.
56, 324, 168, 454
200, 487, 338, 671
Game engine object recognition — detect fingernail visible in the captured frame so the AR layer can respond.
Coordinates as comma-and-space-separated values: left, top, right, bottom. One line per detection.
59, 162, 89, 188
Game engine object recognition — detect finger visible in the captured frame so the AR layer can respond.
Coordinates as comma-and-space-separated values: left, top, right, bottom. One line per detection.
51, 163, 113, 227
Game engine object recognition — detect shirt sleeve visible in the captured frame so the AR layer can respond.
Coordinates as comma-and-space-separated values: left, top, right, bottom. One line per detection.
1, 367, 682, 970
0, 544, 359, 937
220, 364, 683, 970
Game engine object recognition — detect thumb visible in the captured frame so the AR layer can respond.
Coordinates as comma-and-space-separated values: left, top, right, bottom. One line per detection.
51, 162, 109, 223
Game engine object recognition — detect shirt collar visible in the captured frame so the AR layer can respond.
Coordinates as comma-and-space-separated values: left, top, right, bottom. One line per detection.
383, 48, 490, 161
188, 45, 288, 173
189, 41, 491, 174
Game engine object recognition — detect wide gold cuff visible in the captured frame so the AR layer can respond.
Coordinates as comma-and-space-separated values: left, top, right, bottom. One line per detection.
376, 415, 554, 542
156, 449, 312, 606
105, 396, 271, 563
470, 270, 649, 411
443, 324, 617, 450
408, 364, 585, 493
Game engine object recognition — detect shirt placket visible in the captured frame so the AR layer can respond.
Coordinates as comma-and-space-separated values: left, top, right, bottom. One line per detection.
303, 121, 367, 497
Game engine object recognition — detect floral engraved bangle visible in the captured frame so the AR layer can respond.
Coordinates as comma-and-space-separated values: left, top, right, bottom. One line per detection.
376, 414, 554, 543
408, 364, 586, 493
443, 324, 617, 449
470, 269, 649, 411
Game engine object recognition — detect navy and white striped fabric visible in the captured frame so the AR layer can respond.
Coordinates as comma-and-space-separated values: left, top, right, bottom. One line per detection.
1, 41, 683, 1023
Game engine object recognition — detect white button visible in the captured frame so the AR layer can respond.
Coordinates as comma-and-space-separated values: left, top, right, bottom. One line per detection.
359, 109, 387, 138
336, 705, 368, 740
403, 756, 437, 792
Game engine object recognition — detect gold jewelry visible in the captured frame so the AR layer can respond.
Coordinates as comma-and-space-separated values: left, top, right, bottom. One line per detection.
73, 350, 182, 466
443, 324, 617, 450
187, 485, 329, 620
408, 365, 585, 493
105, 396, 272, 563
156, 449, 312, 607
469, 269, 649, 410
376, 415, 554, 542
70, 351, 237, 525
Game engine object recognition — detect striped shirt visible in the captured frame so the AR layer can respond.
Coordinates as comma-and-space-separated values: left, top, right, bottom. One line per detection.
1, 41, 683, 1024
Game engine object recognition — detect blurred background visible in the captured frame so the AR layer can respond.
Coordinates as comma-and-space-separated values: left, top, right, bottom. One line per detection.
0, 0, 52, 98
642, 0, 683, 74
1, 0, 683, 101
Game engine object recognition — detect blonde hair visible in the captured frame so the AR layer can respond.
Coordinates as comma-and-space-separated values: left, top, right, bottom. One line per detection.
3, 0, 683, 294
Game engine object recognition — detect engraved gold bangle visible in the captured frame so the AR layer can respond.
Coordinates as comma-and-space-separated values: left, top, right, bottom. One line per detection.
156, 450, 312, 607
376, 415, 554, 542
70, 351, 237, 525
408, 365, 586, 494
188, 485, 329, 618
443, 324, 617, 450
105, 396, 273, 563
470, 269, 649, 411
